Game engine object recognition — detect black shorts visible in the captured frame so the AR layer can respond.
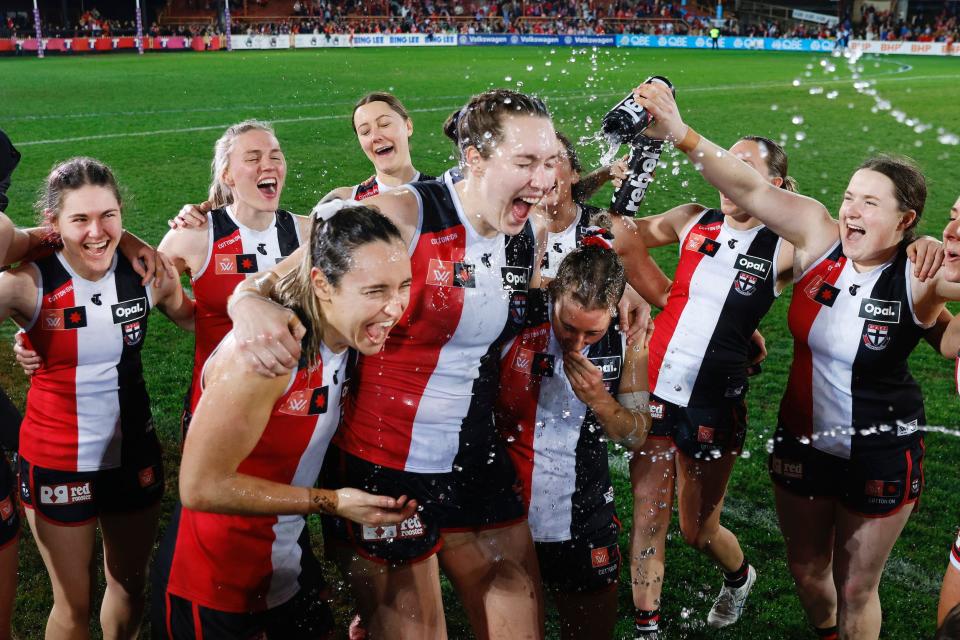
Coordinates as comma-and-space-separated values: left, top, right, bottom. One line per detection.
0, 456, 19, 549
535, 516, 621, 594
19, 433, 164, 525
769, 429, 924, 518
154, 579, 334, 640
648, 394, 747, 460
321, 441, 525, 565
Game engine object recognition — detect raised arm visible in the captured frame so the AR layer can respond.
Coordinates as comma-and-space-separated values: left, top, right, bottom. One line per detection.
632, 82, 836, 255
179, 340, 416, 525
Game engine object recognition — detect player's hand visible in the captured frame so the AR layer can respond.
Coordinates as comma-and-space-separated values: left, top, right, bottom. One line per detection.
609, 155, 629, 190
618, 284, 652, 348
332, 489, 419, 527
13, 332, 41, 376
907, 235, 944, 282
632, 81, 687, 145
229, 294, 305, 377
563, 350, 608, 407
169, 200, 213, 230
118, 232, 167, 287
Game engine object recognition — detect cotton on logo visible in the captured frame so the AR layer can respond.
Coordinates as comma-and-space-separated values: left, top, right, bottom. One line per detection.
39, 482, 92, 506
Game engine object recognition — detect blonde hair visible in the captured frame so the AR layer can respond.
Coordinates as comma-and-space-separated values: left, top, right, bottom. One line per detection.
208, 119, 276, 208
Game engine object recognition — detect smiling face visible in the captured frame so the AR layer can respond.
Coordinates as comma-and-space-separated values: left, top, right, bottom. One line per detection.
839, 168, 916, 268
52, 184, 123, 280
541, 141, 579, 210
314, 239, 412, 355
466, 114, 558, 236
223, 129, 286, 212
551, 293, 612, 353
353, 100, 414, 177
944, 196, 960, 282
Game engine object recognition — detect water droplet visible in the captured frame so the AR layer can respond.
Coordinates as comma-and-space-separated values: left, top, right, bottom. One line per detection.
791, 115, 804, 125
525, 65, 533, 71
504, 76, 512, 82
770, 104, 779, 111
795, 131, 807, 141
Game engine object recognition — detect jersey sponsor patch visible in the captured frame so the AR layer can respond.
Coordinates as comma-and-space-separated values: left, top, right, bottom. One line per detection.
591, 546, 613, 568
697, 425, 715, 443
858, 298, 901, 324
734, 254, 772, 280
685, 232, 721, 257
862, 322, 890, 351
864, 479, 901, 504
122, 321, 143, 346
603, 486, 615, 504
500, 266, 530, 291
111, 297, 147, 324
41, 306, 87, 331
138, 466, 157, 488
648, 401, 665, 420
806, 277, 840, 307
590, 355, 622, 381
896, 419, 919, 437
361, 514, 427, 541
425, 259, 476, 288
512, 347, 536, 374
770, 456, 803, 479
278, 386, 329, 416
532, 352, 556, 377
508, 291, 527, 327
214, 253, 258, 275
39, 481, 93, 506
398, 513, 426, 539
0, 497, 13, 521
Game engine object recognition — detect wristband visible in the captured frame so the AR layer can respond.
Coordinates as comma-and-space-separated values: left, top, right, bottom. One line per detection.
675, 127, 701, 153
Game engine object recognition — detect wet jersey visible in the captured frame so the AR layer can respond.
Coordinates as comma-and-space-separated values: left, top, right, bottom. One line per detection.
650, 209, 782, 406
951, 530, 960, 572
497, 291, 625, 541
188, 207, 301, 414
334, 173, 536, 473
20, 253, 153, 472
781, 243, 929, 458
166, 340, 349, 613
539, 204, 602, 279
350, 171, 435, 201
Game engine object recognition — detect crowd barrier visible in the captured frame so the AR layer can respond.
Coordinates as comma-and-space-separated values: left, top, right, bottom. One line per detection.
4, 33, 958, 56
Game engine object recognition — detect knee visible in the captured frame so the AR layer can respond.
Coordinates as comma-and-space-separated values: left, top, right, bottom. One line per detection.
52, 598, 91, 625
678, 521, 713, 551
788, 562, 833, 599
105, 568, 148, 600
838, 576, 876, 612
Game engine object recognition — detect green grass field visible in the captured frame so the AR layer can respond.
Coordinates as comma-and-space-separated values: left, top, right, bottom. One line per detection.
2, 45, 960, 639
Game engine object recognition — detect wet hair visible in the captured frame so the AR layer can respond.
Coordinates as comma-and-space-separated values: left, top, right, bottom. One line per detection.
272, 206, 404, 363
739, 135, 798, 193
36, 157, 122, 242
555, 130, 587, 203
209, 120, 277, 209
858, 154, 926, 243
352, 92, 410, 133
936, 603, 960, 640
444, 89, 551, 163
547, 243, 625, 314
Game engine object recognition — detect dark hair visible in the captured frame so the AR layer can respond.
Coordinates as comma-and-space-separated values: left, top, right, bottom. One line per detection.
547, 244, 625, 313
36, 157, 122, 239
352, 92, 410, 133
554, 130, 587, 203
446, 89, 551, 162
936, 603, 960, 640
858, 154, 926, 243
739, 135, 798, 193
273, 206, 404, 362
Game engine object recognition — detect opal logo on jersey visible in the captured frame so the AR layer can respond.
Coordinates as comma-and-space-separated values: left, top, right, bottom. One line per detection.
735, 254, 772, 280
279, 386, 329, 416
111, 298, 147, 324
589, 355, 622, 381
41, 306, 87, 331
39, 482, 93, 506
122, 321, 143, 346
858, 298, 901, 324
501, 266, 530, 291
863, 323, 890, 351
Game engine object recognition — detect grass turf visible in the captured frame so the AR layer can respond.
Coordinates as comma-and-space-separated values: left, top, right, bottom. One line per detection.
1, 45, 960, 638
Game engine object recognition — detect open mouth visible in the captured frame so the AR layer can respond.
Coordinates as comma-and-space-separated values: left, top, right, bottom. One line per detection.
83, 240, 109, 256
363, 320, 394, 346
844, 222, 865, 241
374, 144, 395, 157
257, 177, 278, 198
510, 196, 541, 225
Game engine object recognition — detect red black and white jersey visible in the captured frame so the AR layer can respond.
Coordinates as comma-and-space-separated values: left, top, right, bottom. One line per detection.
350, 171, 435, 201
497, 291, 624, 542
20, 253, 153, 472
780, 243, 929, 459
539, 204, 602, 279
650, 209, 782, 406
188, 206, 301, 414
334, 173, 536, 473
165, 340, 349, 613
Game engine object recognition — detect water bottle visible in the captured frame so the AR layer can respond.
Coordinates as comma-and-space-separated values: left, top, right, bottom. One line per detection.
610, 135, 664, 216
601, 76, 675, 147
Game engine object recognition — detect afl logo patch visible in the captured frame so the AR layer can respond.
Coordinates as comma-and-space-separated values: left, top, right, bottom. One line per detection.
862, 323, 890, 351
685, 232, 720, 256
279, 386, 329, 416
858, 298, 900, 324
112, 297, 147, 324
425, 259, 475, 288
42, 306, 87, 331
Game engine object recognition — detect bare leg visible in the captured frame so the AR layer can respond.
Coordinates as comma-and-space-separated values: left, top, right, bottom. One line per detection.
628, 440, 675, 612
439, 522, 544, 640
0, 538, 17, 640
674, 451, 742, 571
